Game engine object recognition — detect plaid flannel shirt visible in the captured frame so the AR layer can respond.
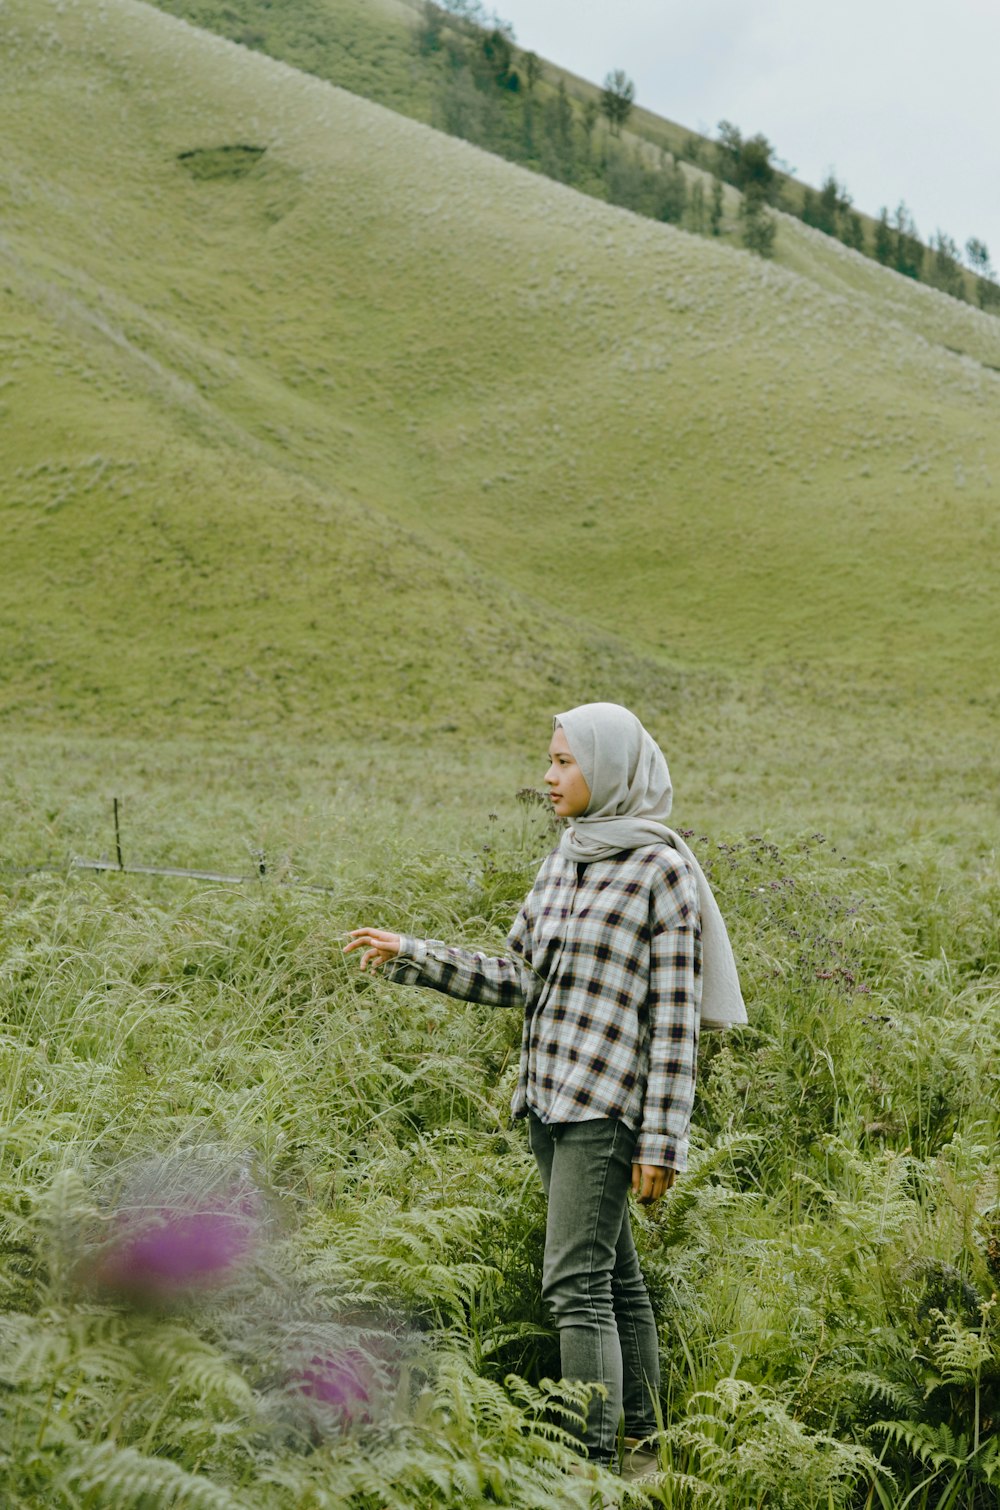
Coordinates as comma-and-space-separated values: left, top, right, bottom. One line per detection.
387, 844, 702, 1170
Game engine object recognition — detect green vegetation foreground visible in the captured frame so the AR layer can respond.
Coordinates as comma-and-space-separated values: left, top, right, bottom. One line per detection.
2, 775, 1000, 1506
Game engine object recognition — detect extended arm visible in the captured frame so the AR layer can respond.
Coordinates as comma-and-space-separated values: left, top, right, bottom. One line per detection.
345, 927, 525, 1009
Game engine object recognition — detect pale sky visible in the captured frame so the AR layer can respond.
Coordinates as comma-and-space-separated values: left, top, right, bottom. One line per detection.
495, 0, 1000, 276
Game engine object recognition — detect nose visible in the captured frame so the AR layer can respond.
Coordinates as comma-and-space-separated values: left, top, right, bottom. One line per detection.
544, 763, 558, 787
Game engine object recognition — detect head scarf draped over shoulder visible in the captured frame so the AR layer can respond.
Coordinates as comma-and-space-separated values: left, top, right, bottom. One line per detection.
554, 703, 747, 1029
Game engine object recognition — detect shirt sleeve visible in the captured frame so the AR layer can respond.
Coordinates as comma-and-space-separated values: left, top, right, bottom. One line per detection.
633, 860, 702, 1171
384, 933, 526, 1009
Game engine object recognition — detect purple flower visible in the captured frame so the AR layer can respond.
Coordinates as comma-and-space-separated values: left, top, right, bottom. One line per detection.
93, 1199, 259, 1300
294, 1350, 374, 1422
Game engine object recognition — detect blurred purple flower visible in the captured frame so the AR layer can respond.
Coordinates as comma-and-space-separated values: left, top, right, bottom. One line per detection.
295, 1349, 374, 1421
93, 1195, 261, 1301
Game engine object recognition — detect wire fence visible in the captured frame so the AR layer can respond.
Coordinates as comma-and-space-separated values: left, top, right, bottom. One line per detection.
1, 799, 339, 893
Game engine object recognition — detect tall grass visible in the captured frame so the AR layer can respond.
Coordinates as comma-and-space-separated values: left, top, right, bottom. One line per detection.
2, 797, 998, 1506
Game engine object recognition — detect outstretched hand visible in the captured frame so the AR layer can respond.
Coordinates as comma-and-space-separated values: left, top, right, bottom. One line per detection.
631, 1164, 675, 1204
344, 928, 402, 973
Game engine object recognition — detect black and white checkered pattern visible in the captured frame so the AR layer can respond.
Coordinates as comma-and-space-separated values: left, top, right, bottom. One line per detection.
388, 844, 702, 1169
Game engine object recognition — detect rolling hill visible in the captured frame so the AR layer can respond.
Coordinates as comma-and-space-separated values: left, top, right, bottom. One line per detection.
1, 0, 998, 858
149, 0, 998, 314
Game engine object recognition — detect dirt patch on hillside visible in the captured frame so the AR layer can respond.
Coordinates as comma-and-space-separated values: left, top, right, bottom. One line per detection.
177, 145, 266, 181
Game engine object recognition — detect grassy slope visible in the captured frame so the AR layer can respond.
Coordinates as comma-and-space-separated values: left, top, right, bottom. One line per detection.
153, 0, 998, 326
1, 0, 998, 862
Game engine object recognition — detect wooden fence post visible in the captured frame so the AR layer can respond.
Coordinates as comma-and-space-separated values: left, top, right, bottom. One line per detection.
113, 798, 124, 871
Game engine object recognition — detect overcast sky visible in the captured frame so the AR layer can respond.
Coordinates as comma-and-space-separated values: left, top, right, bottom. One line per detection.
495, 0, 1000, 272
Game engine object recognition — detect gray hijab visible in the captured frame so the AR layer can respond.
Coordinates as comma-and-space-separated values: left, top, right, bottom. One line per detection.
554, 703, 747, 1029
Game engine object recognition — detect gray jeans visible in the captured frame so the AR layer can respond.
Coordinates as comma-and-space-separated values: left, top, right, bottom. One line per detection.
528, 1111, 661, 1466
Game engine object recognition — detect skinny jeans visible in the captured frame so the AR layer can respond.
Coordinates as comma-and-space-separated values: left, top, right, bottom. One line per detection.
528, 1111, 661, 1467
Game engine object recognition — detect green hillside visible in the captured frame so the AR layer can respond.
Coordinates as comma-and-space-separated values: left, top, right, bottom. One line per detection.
149, 0, 997, 312
1, 0, 998, 860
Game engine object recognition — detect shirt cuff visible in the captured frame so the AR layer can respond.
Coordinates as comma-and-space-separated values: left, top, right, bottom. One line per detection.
384, 933, 427, 984
632, 1131, 688, 1172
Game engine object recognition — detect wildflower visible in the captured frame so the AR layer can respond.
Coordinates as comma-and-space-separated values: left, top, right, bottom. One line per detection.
294, 1349, 375, 1422
86, 1152, 266, 1304
93, 1196, 261, 1301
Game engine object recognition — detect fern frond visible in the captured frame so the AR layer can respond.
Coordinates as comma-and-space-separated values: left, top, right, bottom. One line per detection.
842, 1368, 918, 1413
2, 1307, 135, 1390
925, 1303, 995, 1382
59, 1442, 245, 1509
872, 1418, 970, 1471
131, 1324, 254, 1411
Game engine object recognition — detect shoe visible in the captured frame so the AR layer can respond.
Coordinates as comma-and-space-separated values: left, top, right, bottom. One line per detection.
620, 1437, 662, 1484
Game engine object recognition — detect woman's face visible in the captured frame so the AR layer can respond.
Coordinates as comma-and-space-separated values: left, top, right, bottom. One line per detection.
545, 726, 591, 818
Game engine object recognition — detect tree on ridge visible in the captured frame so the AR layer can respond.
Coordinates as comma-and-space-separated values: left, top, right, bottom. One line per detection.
601, 69, 635, 136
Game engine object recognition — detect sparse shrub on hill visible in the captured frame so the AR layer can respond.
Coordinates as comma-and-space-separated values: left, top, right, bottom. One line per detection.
600, 67, 635, 138
680, 131, 704, 166
930, 231, 967, 299
802, 172, 865, 254
741, 188, 777, 259
522, 48, 542, 93
709, 174, 724, 234
966, 236, 993, 281
818, 173, 844, 235
872, 200, 930, 283
875, 205, 895, 266
962, 238, 1000, 309
605, 143, 688, 225
686, 176, 706, 233
841, 207, 866, 252
474, 23, 520, 92
416, 0, 444, 55
715, 120, 779, 205
438, 66, 491, 145
656, 154, 688, 225
892, 201, 926, 281
426, 13, 695, 230
714, 118, 743, 184
541, 78, 575, 179
580, 96, 599, 159
801, 185, 823, 236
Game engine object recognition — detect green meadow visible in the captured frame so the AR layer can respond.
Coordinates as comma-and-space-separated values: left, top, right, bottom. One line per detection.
2, 0, 1000, 1503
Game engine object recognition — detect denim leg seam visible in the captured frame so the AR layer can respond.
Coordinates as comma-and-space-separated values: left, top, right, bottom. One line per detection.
577, 1121, 624, 1459
582, 1134, 611, 1453
617, 1298, 646, 1434
615, 1288, 658, 1434
611, 1168, 660, 1437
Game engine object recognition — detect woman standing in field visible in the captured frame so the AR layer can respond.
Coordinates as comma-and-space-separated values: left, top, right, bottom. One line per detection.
346, 702, 745, 1482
